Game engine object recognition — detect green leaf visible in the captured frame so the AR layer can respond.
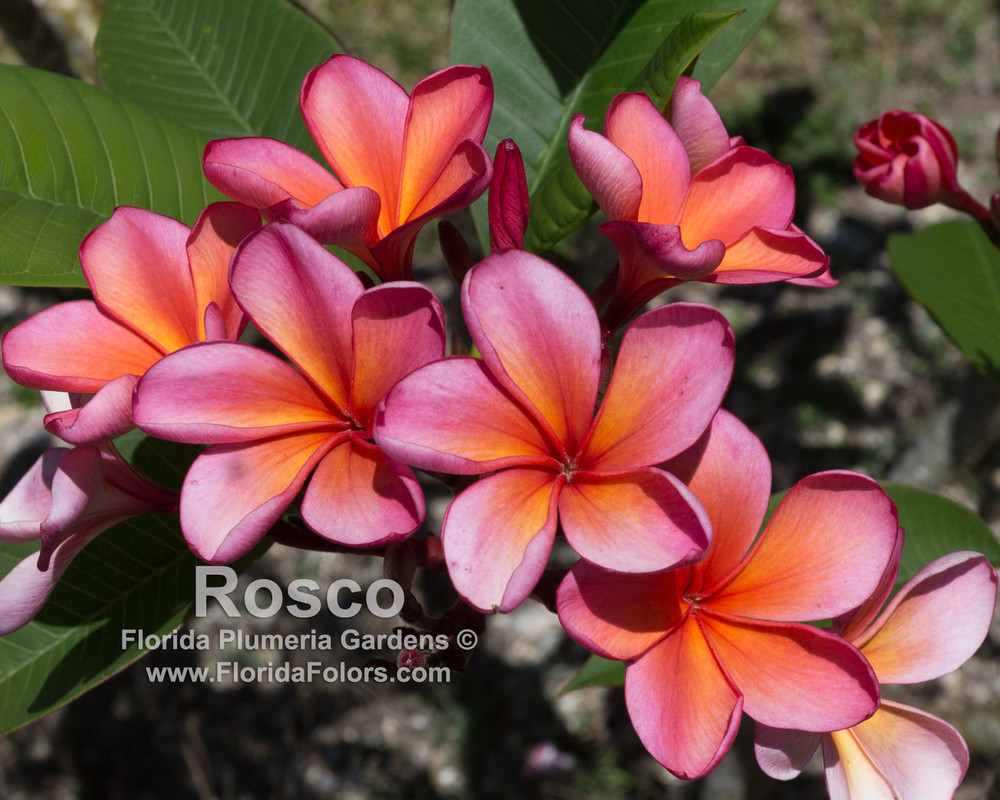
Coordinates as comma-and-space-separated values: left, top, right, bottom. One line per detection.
0, 436, 266, 735
883, 481, 1000, 589
562, 653, 625, 693
451, 0, 779, 251
888, 220, 1000, 383
96, 0, 341, 151
0, 66, 219, 287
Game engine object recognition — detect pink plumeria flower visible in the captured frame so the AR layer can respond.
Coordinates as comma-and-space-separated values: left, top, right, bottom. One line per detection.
0, 439, 178, 634
203, 54, 493, 283
1, 203, 261, 444
557, 411, 900, 780
133, 222, 445, 563
756, 537, 999, 800
569, 78, 831, 333
375, 250, 734, 613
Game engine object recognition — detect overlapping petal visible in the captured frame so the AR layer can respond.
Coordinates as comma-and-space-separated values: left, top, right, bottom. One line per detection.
375, 357, 556, 474
582, 303, 734, 471
667, 76, 731, 173
179, 432, 340, 563
134, 341, 344, 443
824, 701, 969, 800
350, 283, 445, 428
2, 300, 162, 392
229, 223, 363, 409
664, 410, 771, 592
568, 116, 643, 221
710, 471, 899, 621
852, 552, 998, 684
604, 93, 690, 224
556, 561, 687, 660
399, 65, 493, 223
700, 612, 878, 731
203, 137, 346, 210
709, 226, 829, 283
187, 202, 262, 340
44, 374, 139, 444
678, 147, 795, 248
301, 55, 409, 226
463, 250, 601, 455
80, 207, 199, 352
558, 468, 710, 572
625, 620, 743, 780
442, 467, 561, 612
300, 439, 423, 546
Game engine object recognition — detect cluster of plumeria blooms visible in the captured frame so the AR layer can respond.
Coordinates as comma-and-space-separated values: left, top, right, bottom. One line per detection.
0, 54, 997, 797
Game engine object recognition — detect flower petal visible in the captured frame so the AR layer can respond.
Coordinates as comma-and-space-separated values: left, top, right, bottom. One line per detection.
667, 76, 732, 173
625, 619, 743, 780
44, 374, 139, 444
301, 55, 409, 232
271, 185, 381, 251
2, 300, 162, 392
706, 226, 830, 284
680, 146, 795, 248
568, 114, 642, 221
559, 468, 710, 572
711, 471, 899, 621
583, 302, 733, 471
825, 700, 969, 800
556, 560, 686, 660
0, 448, 65, 542
350, 283, 445, 428
399, 65, 493, 223
375, 356, 555, 474
229, 222, 363, 409
463, 251, 602, 455
855, 552, 998, 684
187, 202, 261, 340
605, 92, 691, 225
80, 207, 199, 351
203, 137, 345, 209
300, 438, 423, 546
754, 724, 821, 780
179, 431, 340, 563
441, 467, 559, 613
700, 612, 879, 731
134, 341, 342, 443
600, 219, 727, 280
664, 410, 771, 593
0, 526, 102, 634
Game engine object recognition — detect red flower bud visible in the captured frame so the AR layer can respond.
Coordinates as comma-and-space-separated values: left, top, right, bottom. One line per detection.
488, 139, 530, 250
853, 110, 961, 209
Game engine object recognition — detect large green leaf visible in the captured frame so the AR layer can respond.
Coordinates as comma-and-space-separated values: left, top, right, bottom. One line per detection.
450, 0, 779, 251
96, 0, 341, 151
883, 481, 1000, 588
888, 220, 1000, 383
0, 434, 265, 735
0, 66, 218, 287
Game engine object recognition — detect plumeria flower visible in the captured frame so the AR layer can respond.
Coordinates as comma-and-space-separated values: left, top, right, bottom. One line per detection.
569, 78, 830, 334
375, 250, 734, 613
756, 537, 999, 800
1, 203, 261, 444
133, 222, 445, 563
0, 436, 178, 634
556, 411, 900, 780
203, 54, 493, 283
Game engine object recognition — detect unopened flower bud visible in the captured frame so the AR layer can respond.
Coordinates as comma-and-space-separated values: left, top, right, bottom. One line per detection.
854, 110, 960, 209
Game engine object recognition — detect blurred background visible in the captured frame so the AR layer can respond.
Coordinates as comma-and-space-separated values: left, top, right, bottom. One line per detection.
1, 1, 999, 798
